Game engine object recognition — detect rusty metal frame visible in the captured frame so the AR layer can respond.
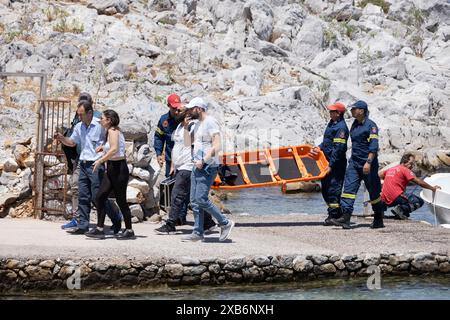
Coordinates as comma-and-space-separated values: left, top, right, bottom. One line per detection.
33, 99, 72, 218
33, 152, 69, 216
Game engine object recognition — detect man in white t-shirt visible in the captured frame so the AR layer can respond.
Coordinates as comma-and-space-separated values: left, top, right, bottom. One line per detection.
180, 97, 235, 242
154, 105, 216, 235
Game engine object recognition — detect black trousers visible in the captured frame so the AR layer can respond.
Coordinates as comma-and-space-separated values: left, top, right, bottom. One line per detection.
384, 193, 424, 217
95, 159, 132, 229
167, 169, 214, 227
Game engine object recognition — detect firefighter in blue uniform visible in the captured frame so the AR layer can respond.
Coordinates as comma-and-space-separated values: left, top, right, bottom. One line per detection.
311, 103, 349, 226
330, 100, 385, 229
154, 93, 183, 178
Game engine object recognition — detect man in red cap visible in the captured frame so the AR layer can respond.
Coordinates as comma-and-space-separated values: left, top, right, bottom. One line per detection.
154, 93, 183, 178
310, 102, 349, 226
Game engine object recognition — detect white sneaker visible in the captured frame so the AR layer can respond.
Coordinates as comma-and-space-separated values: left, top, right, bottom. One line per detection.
181, 233, 204, 242
219, 220, 235, 242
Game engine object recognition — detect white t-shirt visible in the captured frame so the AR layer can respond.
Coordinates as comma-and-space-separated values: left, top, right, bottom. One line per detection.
171, 122, 196, 171
192, 115, 221, 166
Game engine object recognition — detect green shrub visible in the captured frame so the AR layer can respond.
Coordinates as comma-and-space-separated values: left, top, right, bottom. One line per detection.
53, 17, 84, 34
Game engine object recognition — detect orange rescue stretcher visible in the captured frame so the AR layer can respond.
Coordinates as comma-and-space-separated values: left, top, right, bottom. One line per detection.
212, 144, 329, 190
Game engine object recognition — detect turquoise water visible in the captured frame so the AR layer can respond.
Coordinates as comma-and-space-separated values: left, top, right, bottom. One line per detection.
222, 186, 434, 224
3, 275, 449, 300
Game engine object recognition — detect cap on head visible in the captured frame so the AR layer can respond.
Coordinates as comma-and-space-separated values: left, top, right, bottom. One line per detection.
186, 97, 208, 111
167, 93, 182, 109
78, 92, 93, 104
327, 102, 346, 113
350, 100, 368, 110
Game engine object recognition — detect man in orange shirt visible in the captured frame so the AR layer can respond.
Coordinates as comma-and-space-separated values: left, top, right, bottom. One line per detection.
379, 152, 440, 219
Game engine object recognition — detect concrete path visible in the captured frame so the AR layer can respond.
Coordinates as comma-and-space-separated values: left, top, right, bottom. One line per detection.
0, 215, 449, 261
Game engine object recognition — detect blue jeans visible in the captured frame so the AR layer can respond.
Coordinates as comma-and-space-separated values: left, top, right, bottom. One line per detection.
78, 161, 122, 230
190, 166, 228, 236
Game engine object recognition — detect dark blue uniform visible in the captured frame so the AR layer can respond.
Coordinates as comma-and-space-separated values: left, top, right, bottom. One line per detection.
341, 117, 383, 216
319, 117, 349, 218
154, 112, 178, 177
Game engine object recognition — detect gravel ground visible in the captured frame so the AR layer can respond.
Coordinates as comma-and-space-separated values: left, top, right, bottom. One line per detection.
0, 215, 449, 261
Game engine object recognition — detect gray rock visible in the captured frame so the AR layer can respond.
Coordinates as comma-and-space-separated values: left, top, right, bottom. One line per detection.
224, 256, 246, 271
129, 204, 144, 222
345, 261, 362, 272
164, 264, 184, 278
5, 259, 24, 269
334, 260, 346, 270
199, 257, 217, 264
318, 263, 337, 274
242, 266, 264, 280
253, 256, 271, 266
225, 271, 243, 282
311, 254, 328, 265
439, 262, 450, 273
363, 254, 380, 266
208, 264, 221, 274
379, 264, 394, 273
395, 262, 410, 271
179, 257, 201, 266
10, 91, 36, 108
39, 260, 56, 269
148, 0, 174, 12
25, 266, 52, 281
183, 265, 207, 276
88, 0, 129, 15
292, 17, 324, 62
3, 158, 18, 173
412, 260, 439, 272
243, 0, 274, 42
293, 256, 313, 272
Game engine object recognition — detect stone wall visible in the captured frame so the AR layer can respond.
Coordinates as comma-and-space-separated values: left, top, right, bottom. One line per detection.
1, 251, 449, 292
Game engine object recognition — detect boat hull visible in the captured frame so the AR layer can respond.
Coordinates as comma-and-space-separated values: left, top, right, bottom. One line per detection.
419, 173, 450, 225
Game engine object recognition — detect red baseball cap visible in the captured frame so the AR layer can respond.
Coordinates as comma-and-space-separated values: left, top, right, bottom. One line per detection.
327, 102, 346, 113
167, 94, 182, 109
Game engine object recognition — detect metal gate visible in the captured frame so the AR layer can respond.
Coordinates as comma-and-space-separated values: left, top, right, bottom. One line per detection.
33, 99, 72, 218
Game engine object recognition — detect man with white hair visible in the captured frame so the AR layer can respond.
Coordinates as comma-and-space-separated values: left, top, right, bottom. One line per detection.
181, 97, 235, 242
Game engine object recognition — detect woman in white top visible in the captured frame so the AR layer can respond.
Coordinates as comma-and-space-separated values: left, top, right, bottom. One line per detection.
86, 109, 135, 239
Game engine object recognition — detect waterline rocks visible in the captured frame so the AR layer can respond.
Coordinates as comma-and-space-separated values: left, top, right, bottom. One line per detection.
1, 252, 448, 292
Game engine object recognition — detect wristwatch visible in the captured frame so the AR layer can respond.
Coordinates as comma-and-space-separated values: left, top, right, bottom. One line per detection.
366, 158, 372, 164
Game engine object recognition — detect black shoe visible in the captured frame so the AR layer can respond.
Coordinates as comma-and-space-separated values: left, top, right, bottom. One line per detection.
85, 228, 105, 239
117, 229, 135, 240
154, 224, 176, 235
330, 213, 351, 229
370, 219, 385, 229
323, 216, 333, 226
370, 211, 385, 229
66, 227, 88, 235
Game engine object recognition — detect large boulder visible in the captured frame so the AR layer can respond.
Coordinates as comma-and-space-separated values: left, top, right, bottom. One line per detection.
292, 17, 324, 62
243, 0, 274, 42
87, 0, 129, 15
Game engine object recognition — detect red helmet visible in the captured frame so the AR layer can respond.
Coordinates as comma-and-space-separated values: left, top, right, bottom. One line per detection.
327, 102, 346, 114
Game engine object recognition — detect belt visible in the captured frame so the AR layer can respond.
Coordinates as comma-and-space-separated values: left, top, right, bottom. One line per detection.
80, 160, 96, 165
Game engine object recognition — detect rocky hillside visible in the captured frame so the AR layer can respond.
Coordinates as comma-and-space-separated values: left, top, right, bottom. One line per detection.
0, 0, 449, 213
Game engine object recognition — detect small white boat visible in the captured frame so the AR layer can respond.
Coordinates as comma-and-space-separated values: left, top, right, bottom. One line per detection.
420, 173, 450, 226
